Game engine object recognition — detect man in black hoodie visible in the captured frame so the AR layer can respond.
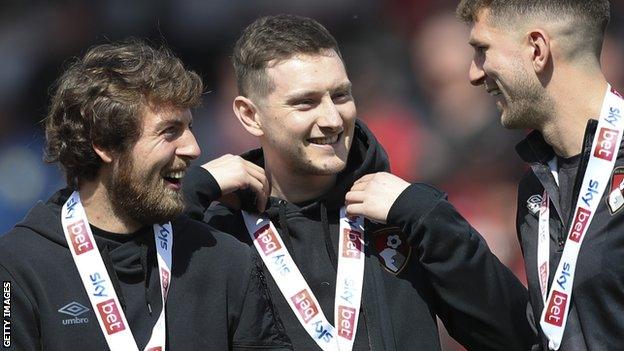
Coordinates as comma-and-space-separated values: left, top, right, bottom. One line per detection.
183, 15, 536, 350
0, 40, 291, 350
457, 1, 622, 349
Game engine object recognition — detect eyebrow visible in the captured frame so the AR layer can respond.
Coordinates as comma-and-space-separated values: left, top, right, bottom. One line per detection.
284, 82, 353, 102
154, 115, 192, 132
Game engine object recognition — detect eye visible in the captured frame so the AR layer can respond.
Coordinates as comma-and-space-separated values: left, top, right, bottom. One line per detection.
161, 125, 181, 139
332, 91, 352, 103
293, 99, 316, 110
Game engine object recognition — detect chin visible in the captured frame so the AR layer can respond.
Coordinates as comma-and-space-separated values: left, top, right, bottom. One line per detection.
310, 158, 348, 175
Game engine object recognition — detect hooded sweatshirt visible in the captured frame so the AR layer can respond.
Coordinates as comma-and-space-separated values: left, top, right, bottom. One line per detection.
183, 120, 537, 350
0, 189, 292, 350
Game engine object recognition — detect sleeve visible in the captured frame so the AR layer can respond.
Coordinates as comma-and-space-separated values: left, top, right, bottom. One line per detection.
182, 165, 222, 220
0, 263, 41, 351
386, 183, 538, 351
232, 252, 292, 351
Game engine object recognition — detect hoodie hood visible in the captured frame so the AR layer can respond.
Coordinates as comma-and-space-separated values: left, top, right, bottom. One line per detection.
239, 119, 390, 214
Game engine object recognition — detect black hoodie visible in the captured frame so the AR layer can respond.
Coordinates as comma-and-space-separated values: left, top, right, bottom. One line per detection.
0, 189, 292, 350
183, 120, 537, 350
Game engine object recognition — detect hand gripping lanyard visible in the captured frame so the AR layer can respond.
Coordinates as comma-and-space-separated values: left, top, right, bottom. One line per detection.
538, 86, 624, 350
61, 191, 172, 351
242, 207, 365, 351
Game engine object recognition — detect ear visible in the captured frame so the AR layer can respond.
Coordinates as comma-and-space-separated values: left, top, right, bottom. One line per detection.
233, 95, 264, 137
93, 143, 114, 164
528, 29, 550, 73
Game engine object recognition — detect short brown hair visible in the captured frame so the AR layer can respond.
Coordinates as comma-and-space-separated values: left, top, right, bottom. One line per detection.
456, 0, 610, 35
232, 14, 342, 98
45, 39, 203, 188
457, 0, 610, 60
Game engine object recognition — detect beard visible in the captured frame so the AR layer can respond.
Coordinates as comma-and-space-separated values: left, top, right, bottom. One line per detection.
500, 69, 554, 130
107, 153, 185, 226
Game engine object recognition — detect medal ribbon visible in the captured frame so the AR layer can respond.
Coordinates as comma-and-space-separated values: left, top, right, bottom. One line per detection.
538, 86, 624, 350
61, 191, 172, 351
242, 207, 365, 351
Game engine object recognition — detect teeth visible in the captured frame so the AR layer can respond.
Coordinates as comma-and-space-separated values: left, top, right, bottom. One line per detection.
309, 134, 339, 145
488, 89, 502, 97
164, 170, 185, 179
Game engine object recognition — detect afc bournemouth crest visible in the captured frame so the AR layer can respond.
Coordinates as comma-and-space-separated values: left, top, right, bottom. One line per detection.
607, 166, 624, 214
373, 227, 411, 274
526, 194, 543, 217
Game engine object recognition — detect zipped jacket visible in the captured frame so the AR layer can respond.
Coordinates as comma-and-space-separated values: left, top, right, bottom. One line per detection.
516, 120, 624, 350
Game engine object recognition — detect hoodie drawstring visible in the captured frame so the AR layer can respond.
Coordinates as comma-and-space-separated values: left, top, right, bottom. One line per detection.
277, 201, 297, 262
101, 244, 127, 312
140, 244, 153, 315
320, 202, 338, 271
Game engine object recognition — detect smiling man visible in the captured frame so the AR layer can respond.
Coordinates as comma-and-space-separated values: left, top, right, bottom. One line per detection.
457, 0, 622, 350
184, 14, 535, 350
0, 40, 291, 351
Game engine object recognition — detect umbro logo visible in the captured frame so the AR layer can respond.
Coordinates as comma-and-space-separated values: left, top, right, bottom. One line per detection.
58, 301, 90, 325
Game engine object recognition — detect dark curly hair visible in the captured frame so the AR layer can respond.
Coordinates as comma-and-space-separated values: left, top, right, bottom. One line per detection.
44, 39, 203, 188
232, 14, 342, 99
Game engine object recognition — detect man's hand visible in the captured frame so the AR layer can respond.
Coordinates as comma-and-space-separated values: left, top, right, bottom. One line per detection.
201, 154, 269, 212
345, 172, 410, 224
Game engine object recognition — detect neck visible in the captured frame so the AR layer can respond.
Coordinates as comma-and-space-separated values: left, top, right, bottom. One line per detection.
540, 67, 608, 158
265, 161, 337, 204
79, 179, 141, 234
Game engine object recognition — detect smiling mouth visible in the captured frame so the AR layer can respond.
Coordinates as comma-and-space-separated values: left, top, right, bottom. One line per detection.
487, 88, 502, 97
162, 169, 185, 186
308, 132, 342, 145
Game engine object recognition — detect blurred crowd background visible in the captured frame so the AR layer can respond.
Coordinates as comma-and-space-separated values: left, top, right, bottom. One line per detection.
1, 1, 624, 349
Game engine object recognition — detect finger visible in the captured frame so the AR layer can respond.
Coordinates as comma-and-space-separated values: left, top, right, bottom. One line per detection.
349, 179, 370, 192
354, 173, 375, 184
246, 176, 269, 213
345, 203, 366, 217
244, 159, 266, 176
344, 190, 365, 205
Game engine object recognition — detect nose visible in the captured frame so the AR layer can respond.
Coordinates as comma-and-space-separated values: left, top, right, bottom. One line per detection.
469, 59, 486, 86
176, 129, 201, 160
317, 97, 343, 132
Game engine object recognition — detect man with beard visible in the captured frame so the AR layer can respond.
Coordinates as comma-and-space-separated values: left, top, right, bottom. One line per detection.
183, 14, 535, 350
0, 40, 291, 351
457, 0, 622, 350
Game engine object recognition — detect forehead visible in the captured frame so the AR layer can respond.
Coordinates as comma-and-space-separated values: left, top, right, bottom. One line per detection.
140, 104, 192, 129
469, 9, 518, 45
264, 51, 349, 96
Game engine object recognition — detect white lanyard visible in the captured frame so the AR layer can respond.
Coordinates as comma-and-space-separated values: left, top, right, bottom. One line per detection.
242, 207, 365, 351
61, 191, 172, 351
538, 86, 624, 350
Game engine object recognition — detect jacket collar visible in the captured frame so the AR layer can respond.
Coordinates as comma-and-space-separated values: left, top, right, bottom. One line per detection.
515, 120, 600, 164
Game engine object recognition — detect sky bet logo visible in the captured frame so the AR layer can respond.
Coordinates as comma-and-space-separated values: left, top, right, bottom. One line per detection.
342, 229, 362, 259
90, 273, 108, 297
544, 291, 568, 327
595, 127, 620, 161
581, 180, 599, 207
291, 289, 319, 323
337, 306, 356, 340
253, 224, 282, 255
67, 220, 94, 255
569, 207, 591, 243
156, 225, 170, 251
96, 299, 126, 335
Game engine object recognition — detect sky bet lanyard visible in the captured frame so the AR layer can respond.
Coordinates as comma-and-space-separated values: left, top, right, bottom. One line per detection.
242, 207, 365, 351
61, 191, 172, 351
538, 85, 624, 350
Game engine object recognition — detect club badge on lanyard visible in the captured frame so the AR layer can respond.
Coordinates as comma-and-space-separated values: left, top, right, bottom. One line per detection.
537, 85, 624, 350
61, 191, 172, 351
242, 207, 365, 351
